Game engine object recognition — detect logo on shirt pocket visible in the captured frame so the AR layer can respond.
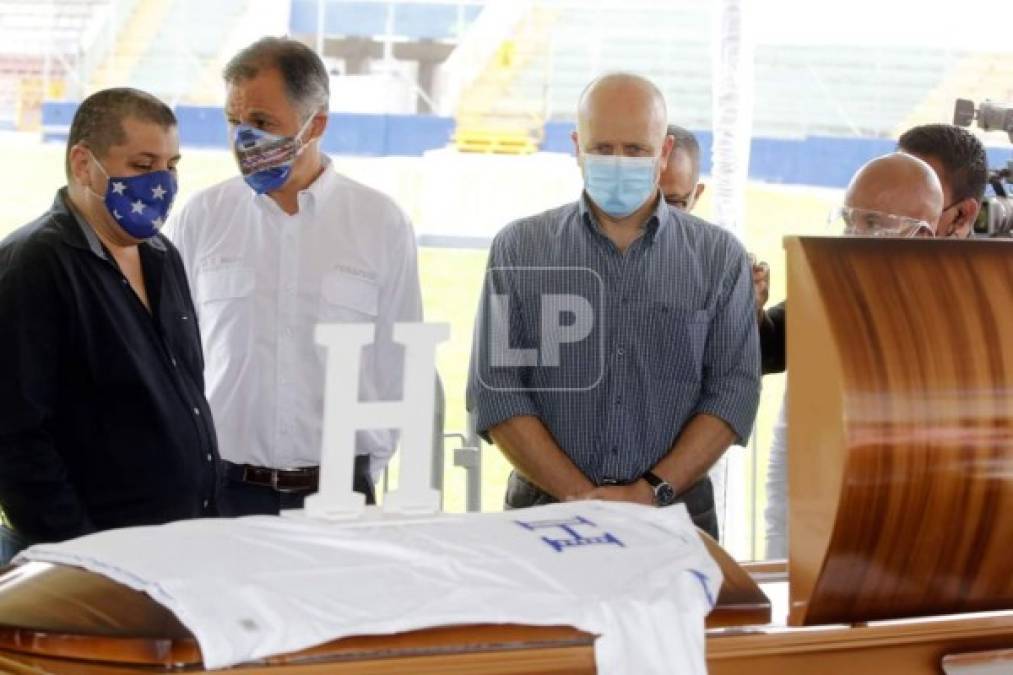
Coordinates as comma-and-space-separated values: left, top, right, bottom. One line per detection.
318, 270, 380, 322
197, 265, 255, 303
195, 265, 256, 363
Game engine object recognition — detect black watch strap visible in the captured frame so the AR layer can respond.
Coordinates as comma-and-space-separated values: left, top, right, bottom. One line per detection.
642, 471, 678, 506
642, 470, 665, 488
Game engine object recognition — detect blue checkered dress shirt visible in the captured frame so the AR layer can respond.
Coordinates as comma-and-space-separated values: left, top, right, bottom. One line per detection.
467, 194, 761, 485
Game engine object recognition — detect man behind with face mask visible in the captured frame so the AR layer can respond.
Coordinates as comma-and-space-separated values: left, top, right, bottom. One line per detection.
898, 123, 988, 239
659, 124, 706, 212
467, 73, 760, 539
166, 38, 423, 516
0, 88, 219, 562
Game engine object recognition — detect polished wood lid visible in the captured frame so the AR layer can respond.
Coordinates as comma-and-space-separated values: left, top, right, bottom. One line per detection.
786, 237, 1013, 626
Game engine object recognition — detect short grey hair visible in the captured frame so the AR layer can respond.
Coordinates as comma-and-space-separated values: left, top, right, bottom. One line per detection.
223, 37, 329, 117
666, 124, 700, 162
666, 124, 701, 180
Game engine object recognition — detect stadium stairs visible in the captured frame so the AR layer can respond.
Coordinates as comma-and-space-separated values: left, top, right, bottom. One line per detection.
88, 0, 166, 94
482, 0, 955, 141
452, 5, 558, 155
0, 0, 108, 129
896, 51, 1013, 141
89, 0, 249, 106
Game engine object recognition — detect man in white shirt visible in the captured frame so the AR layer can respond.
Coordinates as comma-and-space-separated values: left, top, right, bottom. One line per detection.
166, 37, 423, 516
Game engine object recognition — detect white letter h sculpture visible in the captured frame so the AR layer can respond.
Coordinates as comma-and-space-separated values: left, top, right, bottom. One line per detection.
301, 322, 449, 520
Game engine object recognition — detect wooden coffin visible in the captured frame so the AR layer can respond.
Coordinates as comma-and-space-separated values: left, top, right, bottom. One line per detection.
1, 237, 1012, 673
0, 533, 766, 674
707, 236, 1013, 673
784, 236, 1013, 626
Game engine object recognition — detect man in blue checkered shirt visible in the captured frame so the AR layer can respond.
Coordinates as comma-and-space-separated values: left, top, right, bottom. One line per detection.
467, 73, 760, 539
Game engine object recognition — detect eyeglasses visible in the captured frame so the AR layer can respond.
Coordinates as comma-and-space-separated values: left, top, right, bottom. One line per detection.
829, 206, 934, 238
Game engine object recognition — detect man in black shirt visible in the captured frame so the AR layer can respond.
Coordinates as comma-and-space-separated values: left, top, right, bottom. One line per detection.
758, 301, 786, 375
0, 88, 219, 562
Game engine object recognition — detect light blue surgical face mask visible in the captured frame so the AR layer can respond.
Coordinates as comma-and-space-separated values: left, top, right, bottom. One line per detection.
582, 153, 659, 218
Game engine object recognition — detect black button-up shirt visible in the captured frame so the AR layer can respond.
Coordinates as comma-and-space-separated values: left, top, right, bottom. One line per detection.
0, 189, 218, 544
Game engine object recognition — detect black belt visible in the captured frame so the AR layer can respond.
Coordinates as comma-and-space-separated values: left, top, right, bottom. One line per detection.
222, 461, 319, 493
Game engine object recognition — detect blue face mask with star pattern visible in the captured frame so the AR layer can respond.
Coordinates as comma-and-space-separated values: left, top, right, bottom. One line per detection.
88, 151, 177, 240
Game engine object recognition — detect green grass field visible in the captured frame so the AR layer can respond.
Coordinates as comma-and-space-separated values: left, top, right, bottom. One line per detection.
0, 137, 840, 559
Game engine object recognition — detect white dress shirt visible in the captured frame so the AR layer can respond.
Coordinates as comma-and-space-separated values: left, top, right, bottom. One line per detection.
764, 392, 788, 559
165, 157, 423, 475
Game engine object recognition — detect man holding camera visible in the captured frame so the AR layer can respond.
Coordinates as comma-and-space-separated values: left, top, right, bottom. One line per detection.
898, 123, 988, 239
756, 123, 988, 375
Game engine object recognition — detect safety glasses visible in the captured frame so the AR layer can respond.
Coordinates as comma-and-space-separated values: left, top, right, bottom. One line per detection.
828, 206, 934, 238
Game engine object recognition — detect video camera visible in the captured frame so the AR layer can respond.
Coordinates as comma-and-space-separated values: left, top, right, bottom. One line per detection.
973, 161, 1013, 237
953, 99, 1013, 237
954, 99, 1013, 143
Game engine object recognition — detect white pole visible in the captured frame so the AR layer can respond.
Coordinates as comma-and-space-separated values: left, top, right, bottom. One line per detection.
384, 2, 394, 64
316, 0, 325, 56
710, 0, 756, 558
43, 0, 54, 100
710, 0, 755, 238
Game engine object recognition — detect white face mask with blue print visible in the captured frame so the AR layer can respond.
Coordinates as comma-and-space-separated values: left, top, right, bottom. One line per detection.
582, 153, 659, 219
233, 115, 314, 195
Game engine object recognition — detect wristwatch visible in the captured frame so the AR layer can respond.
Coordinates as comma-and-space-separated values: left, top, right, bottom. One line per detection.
642, 471, 678, 507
